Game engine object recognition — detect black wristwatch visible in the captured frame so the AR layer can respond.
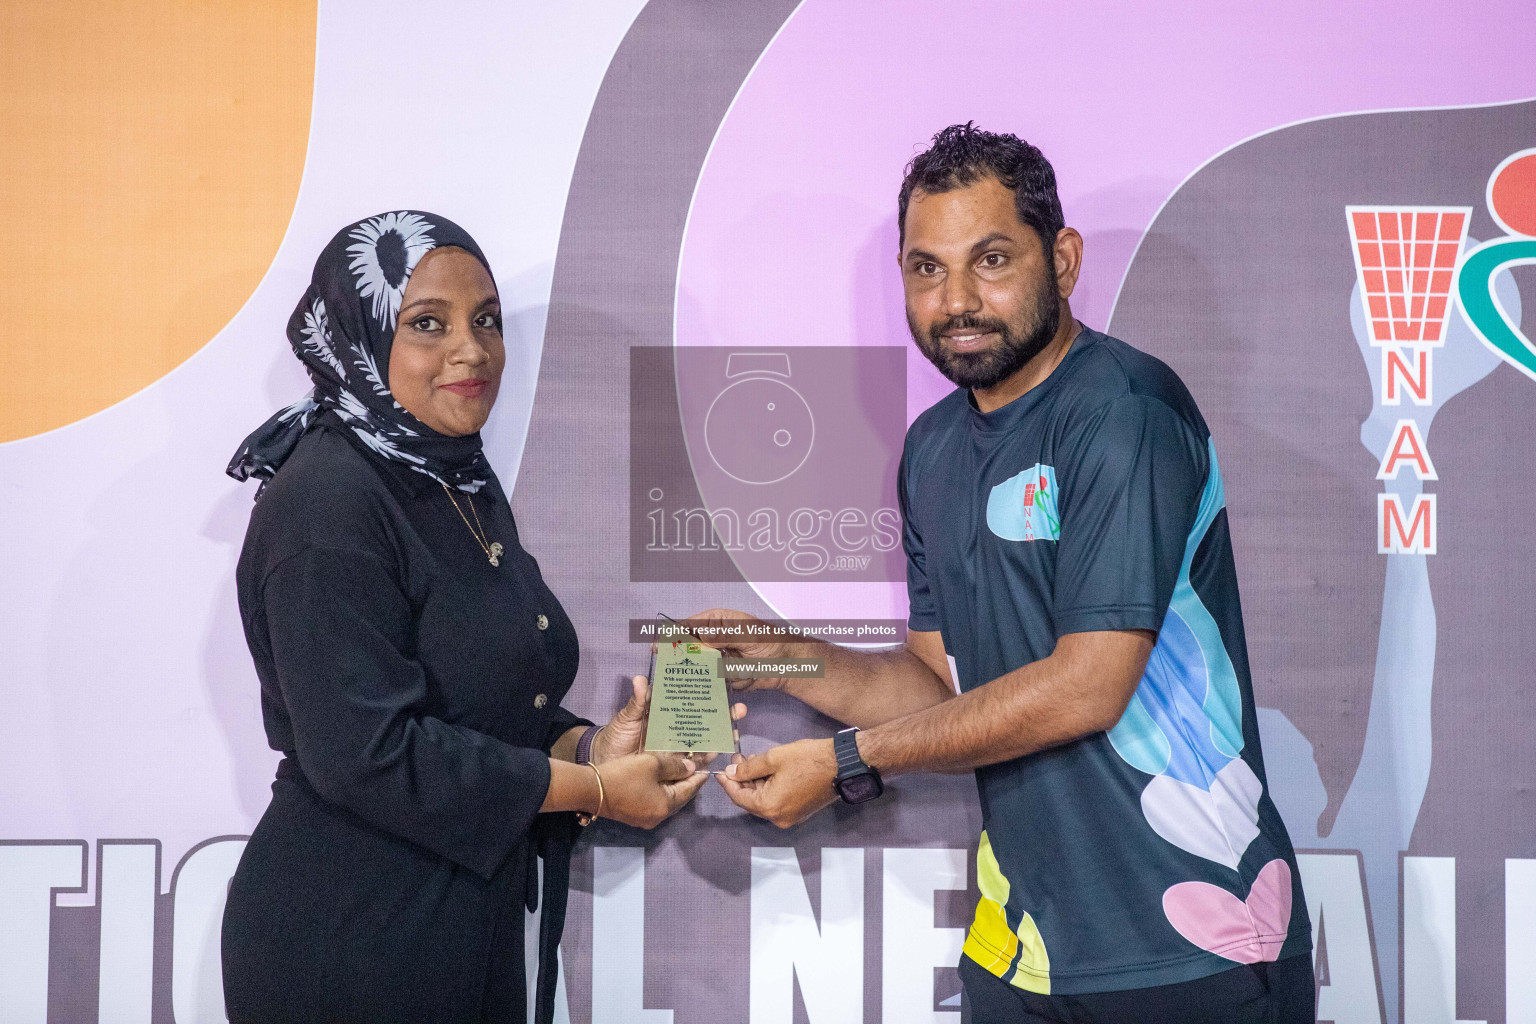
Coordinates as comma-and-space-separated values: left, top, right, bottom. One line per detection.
832, 727, 884, 804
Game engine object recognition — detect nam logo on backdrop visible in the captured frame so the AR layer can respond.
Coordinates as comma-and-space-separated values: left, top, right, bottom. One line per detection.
1345, 203, 1465, 555
1348, 148, 1536, 556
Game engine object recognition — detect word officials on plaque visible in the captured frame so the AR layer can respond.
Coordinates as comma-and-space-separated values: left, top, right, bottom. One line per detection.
643, 635, 738, 755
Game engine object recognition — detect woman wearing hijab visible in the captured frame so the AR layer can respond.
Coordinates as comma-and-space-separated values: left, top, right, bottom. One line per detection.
222, 211, 709, 1024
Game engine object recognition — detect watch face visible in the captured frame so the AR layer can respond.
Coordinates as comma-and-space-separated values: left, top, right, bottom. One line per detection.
837, 771, 883, 804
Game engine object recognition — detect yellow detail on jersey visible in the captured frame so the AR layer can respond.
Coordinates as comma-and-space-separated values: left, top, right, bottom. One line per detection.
1007, 910, 1051, 994
962, 832, 1019, 977
963, 896, 1017, 977
960, 831, 1053, 993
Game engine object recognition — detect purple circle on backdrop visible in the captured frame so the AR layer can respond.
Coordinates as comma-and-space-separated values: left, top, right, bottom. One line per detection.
674, 0, 1534, 624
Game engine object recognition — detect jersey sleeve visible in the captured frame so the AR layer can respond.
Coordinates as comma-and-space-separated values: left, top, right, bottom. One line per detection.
259, 544, 554, 881
1052, 395, 1207, 637
898, 439, 941, 632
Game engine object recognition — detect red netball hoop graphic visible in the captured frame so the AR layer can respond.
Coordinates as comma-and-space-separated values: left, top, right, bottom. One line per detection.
1346, 206, 1471, 346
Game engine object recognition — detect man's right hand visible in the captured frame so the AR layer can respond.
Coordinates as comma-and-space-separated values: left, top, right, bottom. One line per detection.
683, 613, 954, 734
683, 607, 804, 693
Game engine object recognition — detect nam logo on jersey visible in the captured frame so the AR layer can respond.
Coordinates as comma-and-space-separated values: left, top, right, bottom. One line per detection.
986, 464, 1060, 543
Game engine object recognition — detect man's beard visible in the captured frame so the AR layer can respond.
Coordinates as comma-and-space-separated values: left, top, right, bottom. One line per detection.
908, 274, 1061, 390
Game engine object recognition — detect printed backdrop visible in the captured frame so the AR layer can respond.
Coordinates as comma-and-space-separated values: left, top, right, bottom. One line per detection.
1, 2, 1534, 1022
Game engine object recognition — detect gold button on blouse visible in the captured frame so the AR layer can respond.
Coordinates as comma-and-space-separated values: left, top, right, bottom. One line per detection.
534, 693, 548, 709
536, 614, 549, 631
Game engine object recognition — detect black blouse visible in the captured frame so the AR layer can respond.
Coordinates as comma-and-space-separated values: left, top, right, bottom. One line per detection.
222, 413, 587, 1024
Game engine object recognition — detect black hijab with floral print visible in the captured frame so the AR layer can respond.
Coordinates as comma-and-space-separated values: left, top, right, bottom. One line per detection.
227, 210, 496, 495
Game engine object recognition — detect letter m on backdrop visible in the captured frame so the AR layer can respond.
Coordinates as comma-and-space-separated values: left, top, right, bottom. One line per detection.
1378, 493, 1436, 554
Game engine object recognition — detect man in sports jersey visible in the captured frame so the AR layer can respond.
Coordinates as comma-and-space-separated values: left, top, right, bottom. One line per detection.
702, 123, 1315, 1023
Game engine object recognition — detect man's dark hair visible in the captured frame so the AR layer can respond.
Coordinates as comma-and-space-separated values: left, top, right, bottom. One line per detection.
897, 122, 1064, 252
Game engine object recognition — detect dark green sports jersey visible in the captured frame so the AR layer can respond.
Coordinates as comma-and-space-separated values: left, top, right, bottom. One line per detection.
899, 327, 1310, 994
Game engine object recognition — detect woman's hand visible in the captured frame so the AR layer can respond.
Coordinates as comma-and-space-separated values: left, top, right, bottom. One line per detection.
590, 674, 748, 765
597, 752, 709, 829
589, 676, 650, 764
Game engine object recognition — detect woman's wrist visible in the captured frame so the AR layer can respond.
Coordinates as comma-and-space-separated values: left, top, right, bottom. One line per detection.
575, 762, 605, 826
549, 725, 588, 763
540, 757, 601, 814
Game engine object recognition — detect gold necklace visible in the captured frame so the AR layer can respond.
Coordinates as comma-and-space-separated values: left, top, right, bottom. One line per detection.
440, 483, 504, 566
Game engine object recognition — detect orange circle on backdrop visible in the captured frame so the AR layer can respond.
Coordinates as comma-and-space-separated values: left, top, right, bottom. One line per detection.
1490, 151, 1536, 238
0, 2, 315, 443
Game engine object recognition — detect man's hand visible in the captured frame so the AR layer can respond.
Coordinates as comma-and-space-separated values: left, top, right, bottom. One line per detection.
685, 607, 803, 694
717, 738, 840, 828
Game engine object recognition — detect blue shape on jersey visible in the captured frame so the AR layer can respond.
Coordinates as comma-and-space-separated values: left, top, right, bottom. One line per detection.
1107, 439, 1244, 786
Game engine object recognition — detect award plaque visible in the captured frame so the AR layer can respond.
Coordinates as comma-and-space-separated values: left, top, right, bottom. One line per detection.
643, 635, 738, 755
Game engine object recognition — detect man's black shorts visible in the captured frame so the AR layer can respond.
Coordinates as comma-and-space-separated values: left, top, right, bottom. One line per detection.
959, 953, 1316, 1024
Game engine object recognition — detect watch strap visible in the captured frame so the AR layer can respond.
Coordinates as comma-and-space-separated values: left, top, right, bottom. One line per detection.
574, 725, 602, 766
833, 727, 866, 778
